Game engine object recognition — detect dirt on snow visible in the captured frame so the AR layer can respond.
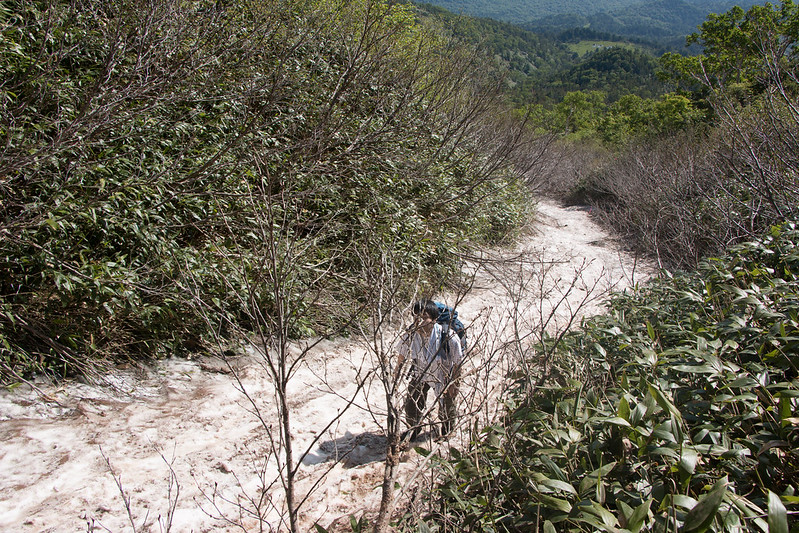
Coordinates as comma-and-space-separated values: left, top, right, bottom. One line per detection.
0, 200, 651, 532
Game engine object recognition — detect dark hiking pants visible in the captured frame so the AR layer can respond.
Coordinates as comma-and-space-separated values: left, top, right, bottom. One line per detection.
405, 378, 458, 437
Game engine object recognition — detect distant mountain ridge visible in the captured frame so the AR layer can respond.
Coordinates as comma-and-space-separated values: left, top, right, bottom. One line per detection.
419, 0, 642, 22
526, 0, 761, 44
419, 0, 761, 44
414, 3, 668, 105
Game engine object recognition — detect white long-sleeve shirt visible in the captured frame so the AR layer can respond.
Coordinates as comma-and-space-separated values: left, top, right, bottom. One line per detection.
399, 323, 463, 396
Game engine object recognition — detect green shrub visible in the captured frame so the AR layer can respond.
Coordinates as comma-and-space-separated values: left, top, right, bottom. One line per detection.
0, 0, 533, 381
432, 219, 799, 531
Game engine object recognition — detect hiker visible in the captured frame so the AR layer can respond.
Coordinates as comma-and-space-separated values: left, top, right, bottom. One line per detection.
397, 299, 464, 441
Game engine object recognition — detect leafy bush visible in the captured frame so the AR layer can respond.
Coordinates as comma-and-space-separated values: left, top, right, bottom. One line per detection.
0, 0, 535, 381
430, 219, 799, 531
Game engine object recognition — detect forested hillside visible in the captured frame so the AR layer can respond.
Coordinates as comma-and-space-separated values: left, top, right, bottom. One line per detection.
531, 46, 664, 102
416, 0, 641, 22
525, 0, 761, 47
421, 0, 762, 46
417, 3, 574, 79
415, 3, 669, 105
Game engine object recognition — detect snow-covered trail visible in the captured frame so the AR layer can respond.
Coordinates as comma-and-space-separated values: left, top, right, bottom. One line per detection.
0, 200, 649, 532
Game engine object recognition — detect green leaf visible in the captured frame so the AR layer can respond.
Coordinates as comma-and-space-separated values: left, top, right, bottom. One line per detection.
540, 454, 568, 482
579, 462, 616, 494
671, 364, 716, 374
627, 498, 653, 533
618, 500, 634, 523
679, 447, 699, 476
767, 491, 788, 533
597, 416, 632, 428
650, 446, 679, 458
646, 321, 656, 341
779, 397, 792, 426
727, 493, 768, 533
538, 493, 573, 513
648, 384, 683, 422
681, 477, 727, 533
576, 514, 623, 533
414, 446, 431, 456
588, 501, 619, 527
536, 475, 578, 495
671, 494, 699, 509
618, 396, 631, 422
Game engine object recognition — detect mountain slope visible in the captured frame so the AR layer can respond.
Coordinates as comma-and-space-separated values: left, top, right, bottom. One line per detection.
526, 0, 761, 44
420, 0, 762, 44
416, 4, 669, 105
417, 0, 641, 22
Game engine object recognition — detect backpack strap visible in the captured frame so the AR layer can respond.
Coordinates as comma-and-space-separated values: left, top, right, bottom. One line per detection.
437, 324, 451, 360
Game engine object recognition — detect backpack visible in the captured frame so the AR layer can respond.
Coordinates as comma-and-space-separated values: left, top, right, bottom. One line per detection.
434, 301, 467, 356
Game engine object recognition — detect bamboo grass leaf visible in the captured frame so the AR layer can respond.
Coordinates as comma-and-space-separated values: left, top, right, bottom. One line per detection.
767, 491, 789, 533
681, 476, 727, 533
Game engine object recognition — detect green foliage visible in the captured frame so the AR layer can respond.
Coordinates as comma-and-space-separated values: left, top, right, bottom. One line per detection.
430, 219, 799, 531
600, 92, 703, 142
541, 2, 798, 272
314, 514, 369, 532
548, 46, 666, 102
0, 0, 533, 381
524, 88, 700, 143
416, 0, 650, 25
414, 4, 577, 107
422, 0, 759, 46
565, 40, 639, 56
661, 0, 799, 98
415, 4, 671, 108
419, 4, 571, 70
542, 90, 609, 138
